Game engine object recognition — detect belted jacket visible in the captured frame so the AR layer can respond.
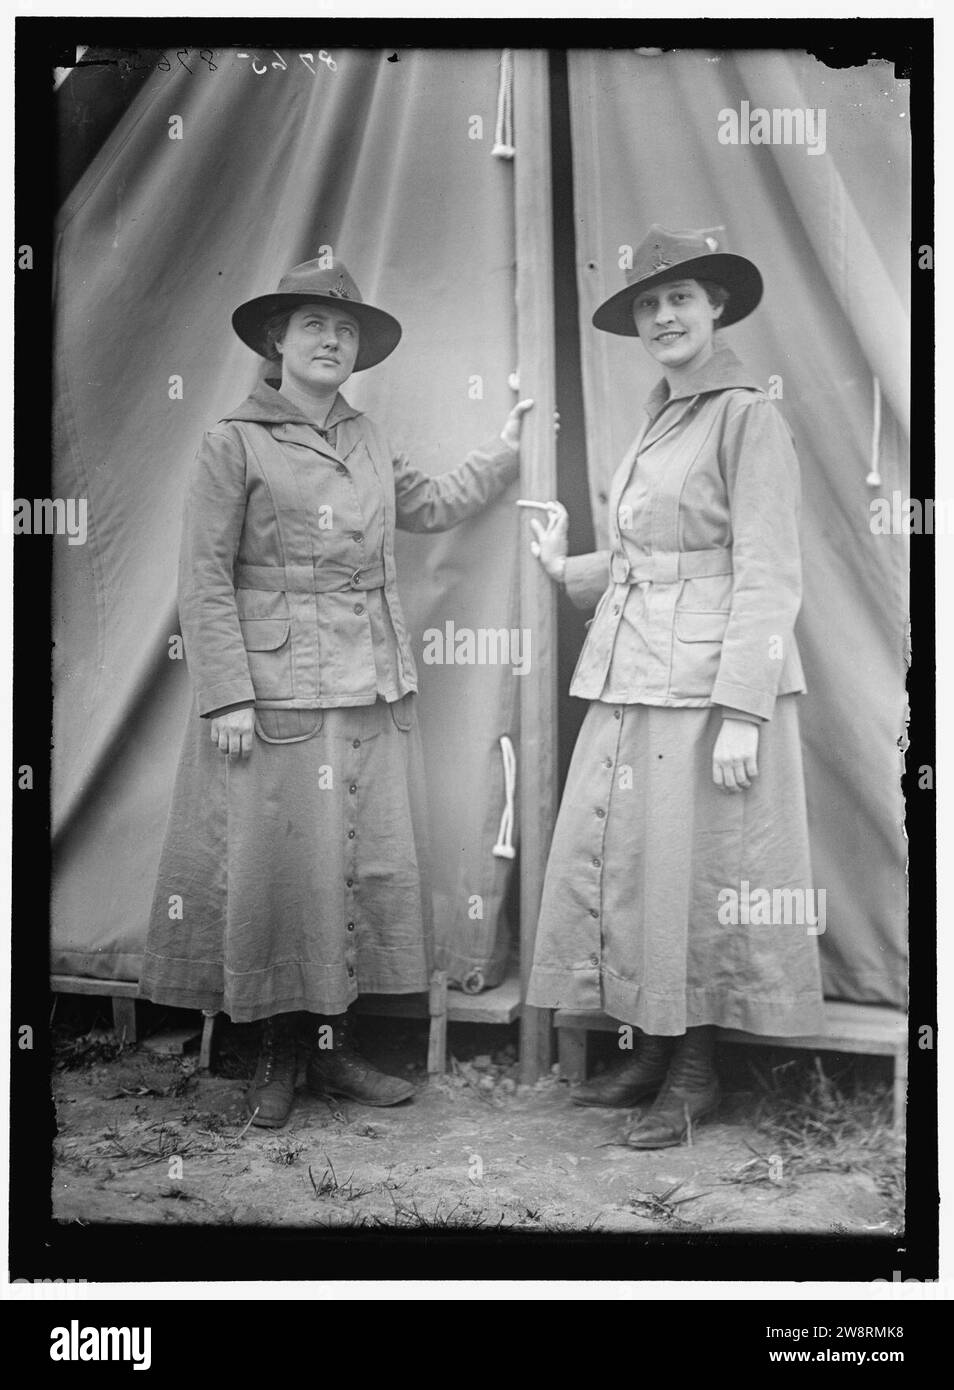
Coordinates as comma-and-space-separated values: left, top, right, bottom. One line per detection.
177, 380, 519, 714
563, 347, 806, 721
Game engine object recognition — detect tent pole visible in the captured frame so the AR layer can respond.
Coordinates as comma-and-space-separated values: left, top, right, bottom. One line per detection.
514, 49, 557, 1084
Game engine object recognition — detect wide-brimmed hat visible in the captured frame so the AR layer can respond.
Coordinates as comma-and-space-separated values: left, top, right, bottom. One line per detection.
232, 258, 402, 371
592, 225, 763, 335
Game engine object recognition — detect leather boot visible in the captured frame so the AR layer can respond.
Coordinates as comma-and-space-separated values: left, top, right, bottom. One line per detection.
624, 1026, 720, 1149
303, 1011, 415, 1107
246, 1014, 298, 1129
571, 1033, 675, 1108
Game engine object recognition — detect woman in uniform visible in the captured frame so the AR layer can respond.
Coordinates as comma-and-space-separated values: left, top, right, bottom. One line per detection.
525, 225, 824, 1149
139, 258, 530, 1128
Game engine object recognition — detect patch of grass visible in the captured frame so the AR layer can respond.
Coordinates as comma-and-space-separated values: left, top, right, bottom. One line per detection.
54, 1027, 128, 1070
626, 1180, 715, 1224
266, 1137, 305, 1167
724, 1055, 904, 1222
306, 1155, 372, 1201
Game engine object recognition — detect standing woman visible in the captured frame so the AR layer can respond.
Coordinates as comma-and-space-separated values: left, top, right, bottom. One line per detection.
139, 258, 530, 1127
525, 226, 824, 1149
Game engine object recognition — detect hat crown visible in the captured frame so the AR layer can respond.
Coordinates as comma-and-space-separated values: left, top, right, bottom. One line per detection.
273, 258, 364, 304
626, 224, 725, 287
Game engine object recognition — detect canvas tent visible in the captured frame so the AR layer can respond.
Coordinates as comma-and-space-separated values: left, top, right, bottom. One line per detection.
51, 46, 909, 1070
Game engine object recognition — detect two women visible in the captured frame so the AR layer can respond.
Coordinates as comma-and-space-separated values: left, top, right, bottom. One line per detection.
141, 228, 824, 1151
526, 226, 825, 1148
139, 259, 529, 1128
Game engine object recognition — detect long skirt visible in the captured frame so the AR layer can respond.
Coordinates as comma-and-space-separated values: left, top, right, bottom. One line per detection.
138, 695, 434, 1023
526, 696, 826, 1036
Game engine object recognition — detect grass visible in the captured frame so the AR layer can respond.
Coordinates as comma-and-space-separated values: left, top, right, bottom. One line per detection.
53, 1025, 129, 1070
720, 1053, 904, 1224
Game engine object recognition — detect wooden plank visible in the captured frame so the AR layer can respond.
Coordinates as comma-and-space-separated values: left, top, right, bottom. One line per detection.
111, 996, 137, 1044
514, 47, 558, 1085
554, 1003, 907, 1056
427, 971, 448, 1075
565, 49, 622, 554
198, 1012, 217, 1071
719, 1030, 904, 1057
823, 1000, 907, 1027
51, 974, 139, 998
448, 975, 521, 1024
558, 1027, 588, 1084
355, 973, 523, 1026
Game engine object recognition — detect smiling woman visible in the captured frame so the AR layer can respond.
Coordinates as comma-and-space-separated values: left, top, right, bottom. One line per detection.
524, 224, 825, 1150
630, 278, 728, 375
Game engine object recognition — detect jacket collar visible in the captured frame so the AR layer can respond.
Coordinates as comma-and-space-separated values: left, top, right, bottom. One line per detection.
221, 378, 363, 431
643, 344, 762, 418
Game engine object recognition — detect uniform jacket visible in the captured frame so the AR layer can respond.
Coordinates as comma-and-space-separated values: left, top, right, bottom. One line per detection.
178, 380, 519, 714
563, 346, 806, 721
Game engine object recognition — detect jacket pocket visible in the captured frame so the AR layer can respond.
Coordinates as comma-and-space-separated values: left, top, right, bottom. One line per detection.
670, 609, 729, 697
239, 617, 293, 699
255, 708, 323, 744
389, 692, 416, 732
673, 610, 730, 644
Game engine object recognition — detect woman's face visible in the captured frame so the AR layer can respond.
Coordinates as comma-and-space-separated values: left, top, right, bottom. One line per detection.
631, 278, 722, 375
276, 304, 360, 393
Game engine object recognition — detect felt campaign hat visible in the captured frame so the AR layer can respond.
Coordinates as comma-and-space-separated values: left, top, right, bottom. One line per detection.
232, 258, 402, 371
592, 225, 763, 335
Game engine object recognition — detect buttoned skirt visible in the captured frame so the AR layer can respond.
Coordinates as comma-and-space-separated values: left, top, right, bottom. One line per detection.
526, 696, 825, 1036
138, 695, 433, 1022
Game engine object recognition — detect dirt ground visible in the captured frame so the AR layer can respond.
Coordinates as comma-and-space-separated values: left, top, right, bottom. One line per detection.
51, 1005, 904, 1235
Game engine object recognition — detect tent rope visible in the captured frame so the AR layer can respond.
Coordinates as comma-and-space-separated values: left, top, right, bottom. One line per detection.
492, 50, 515, 159
865, 375, 882, 487
492, 735, 517, 859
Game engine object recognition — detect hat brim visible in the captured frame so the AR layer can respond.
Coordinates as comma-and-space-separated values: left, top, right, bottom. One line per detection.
592, 253, 763, 335
232, 293, 403, 371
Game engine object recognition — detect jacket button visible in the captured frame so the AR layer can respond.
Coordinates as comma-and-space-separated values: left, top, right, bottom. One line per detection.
346, 879, 354, 888
592, 857, 601, 868
347, 921, 355, 931
354, 603, 365, 616
589, 908, 599, 919
349, 784, 357, 794
595, 807, 606, 818
589, 953, 599, 966
348, 830, 356, 839
352, 739, 361, 749
612, 604, 621, 615
614, 708, 622, 719
347, 965, 355, 977
603, 758, 613, 770
336, 463, 348, 475
352, 530, 363, 541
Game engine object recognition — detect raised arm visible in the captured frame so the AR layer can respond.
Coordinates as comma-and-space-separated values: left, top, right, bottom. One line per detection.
525, 499, 610, 610
391, 399, 533, 533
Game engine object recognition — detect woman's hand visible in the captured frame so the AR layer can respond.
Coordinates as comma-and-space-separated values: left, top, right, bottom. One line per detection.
528, 502, 569, 580
712, 717, 759, 792
500, 398, 535, 450
210, 707, 255, 758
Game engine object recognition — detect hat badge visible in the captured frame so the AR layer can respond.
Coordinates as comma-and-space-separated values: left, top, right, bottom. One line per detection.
326, 273, 352, 299
650, 244, 673, 271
